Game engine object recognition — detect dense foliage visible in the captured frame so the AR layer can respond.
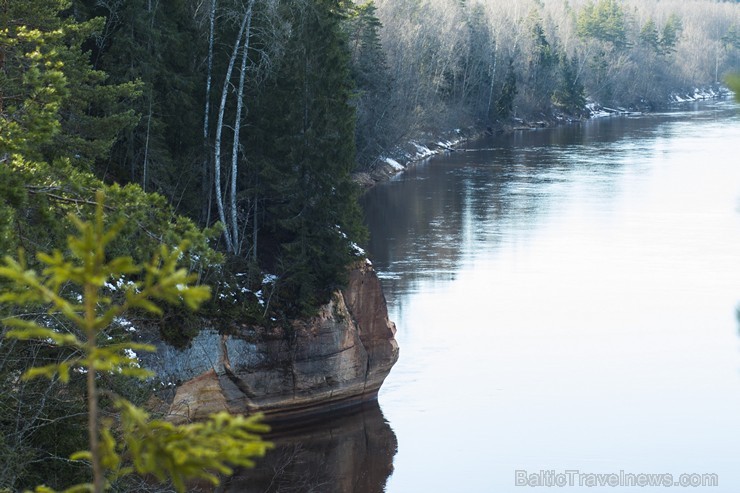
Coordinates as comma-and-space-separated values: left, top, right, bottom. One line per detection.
0, 196, 269, 492
1, 1, 360, 486
64, 0, 367, 318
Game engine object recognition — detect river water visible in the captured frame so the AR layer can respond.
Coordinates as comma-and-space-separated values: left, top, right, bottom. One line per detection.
229, 100, 740, 492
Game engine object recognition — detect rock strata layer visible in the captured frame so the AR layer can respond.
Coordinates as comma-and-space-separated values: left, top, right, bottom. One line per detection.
142, 262, 398, 423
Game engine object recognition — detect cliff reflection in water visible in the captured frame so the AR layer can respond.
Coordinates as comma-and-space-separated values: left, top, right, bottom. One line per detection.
220, 402, 396, 493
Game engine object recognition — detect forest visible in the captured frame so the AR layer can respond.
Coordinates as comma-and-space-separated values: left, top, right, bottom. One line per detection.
369, 0, 739, 159
1, 0, 739, 490
3, 0, 739, 316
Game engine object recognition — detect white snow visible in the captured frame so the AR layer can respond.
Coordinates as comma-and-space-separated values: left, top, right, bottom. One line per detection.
384, 157, 404, 170
411, 142, 434, 159
114, 317, 137, 333
123, 348, 138, 362
105, 277, 137, 292
586, 102, 612, 118
350, 242, 365, 256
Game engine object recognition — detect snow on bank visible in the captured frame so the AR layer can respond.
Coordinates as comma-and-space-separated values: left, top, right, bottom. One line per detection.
356, 86, 731, 191
586, 102, 635, 118
384, 157, 404, 170
367, 130, 470, 184
411, 142, 435, 160
670, 87, 726, 103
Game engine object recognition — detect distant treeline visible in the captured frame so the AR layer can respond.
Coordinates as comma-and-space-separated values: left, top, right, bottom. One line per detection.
365, 0, 740, 162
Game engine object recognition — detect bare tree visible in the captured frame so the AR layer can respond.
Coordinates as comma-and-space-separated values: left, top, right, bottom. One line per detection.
229, 0, 256, 255
201, 0, 217, 225
213, 5, 251, 253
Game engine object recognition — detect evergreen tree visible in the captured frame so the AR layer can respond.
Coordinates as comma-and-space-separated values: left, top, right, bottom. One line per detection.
496, 58, 518, 119
1, 7, 63, 161
0, 0, 139, 172
726, 72, 740, 101
75, 0, 205, 211
0, 0, 150, 257
1, 196, 268, 493
525, 13, 559, 111
577, 0, 629, 50
639, 18, 660, 53
252, 0, 366, 316
552, 54, 586, 116
658, 14, 682, 56
344, 1, 392, 164
1, 3, 225, 488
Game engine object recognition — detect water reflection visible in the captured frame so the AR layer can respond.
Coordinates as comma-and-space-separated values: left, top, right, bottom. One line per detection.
221, 101, 740, 492
221, 402, 396, 493
361, 102, 739, 303
365, 100, 740, 492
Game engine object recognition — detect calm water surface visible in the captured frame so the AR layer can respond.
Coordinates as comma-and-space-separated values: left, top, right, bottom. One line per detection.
364, 100, 740, 492
230, 101, 740, 492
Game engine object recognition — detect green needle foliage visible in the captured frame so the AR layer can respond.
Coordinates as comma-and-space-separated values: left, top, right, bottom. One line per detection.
0, 192, 270, 493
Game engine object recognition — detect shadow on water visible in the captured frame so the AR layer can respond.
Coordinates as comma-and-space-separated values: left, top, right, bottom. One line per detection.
219, 402, 397, 493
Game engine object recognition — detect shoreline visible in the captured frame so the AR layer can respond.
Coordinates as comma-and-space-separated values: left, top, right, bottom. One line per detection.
352, 86, 731, 190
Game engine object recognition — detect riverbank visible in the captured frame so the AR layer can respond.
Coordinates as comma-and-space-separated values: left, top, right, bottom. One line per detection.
352, 85, 731, 189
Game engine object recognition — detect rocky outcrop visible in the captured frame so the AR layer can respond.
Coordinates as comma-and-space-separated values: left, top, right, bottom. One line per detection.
141, 262, 398, 423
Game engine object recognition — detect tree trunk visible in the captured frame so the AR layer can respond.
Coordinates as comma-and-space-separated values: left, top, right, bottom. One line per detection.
486, 41, 498, 118
142, 94, 152, 192
229, 0, 255, 255
214, 10, 250, 252
252, 196, 258, 262
201, 0, 217, 225
84, 282, 103, 493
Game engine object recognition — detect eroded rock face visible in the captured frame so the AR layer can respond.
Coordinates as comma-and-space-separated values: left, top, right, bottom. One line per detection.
142, 262, 398, 423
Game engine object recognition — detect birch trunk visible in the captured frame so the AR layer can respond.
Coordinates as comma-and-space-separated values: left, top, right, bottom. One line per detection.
202, 0, 217, 225
214, 10, 250, 252
486, 41, 498, 118
229, 0, 255, 255
142, 94, 152, 192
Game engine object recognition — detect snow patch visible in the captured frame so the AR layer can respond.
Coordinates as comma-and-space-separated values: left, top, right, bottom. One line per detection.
411, 142, 435, 159
350, 242, 365, 256
114, 317, 137, 333
124, 348, 138, 362
384, 157, 404, 171
104, 277, 137, 292
586, 102, 613, 118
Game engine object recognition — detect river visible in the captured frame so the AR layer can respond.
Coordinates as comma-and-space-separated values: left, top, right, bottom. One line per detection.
226, 100, 740, 492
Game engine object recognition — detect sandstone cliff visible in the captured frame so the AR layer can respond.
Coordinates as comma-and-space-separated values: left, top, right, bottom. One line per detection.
141, 262, 398, 423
